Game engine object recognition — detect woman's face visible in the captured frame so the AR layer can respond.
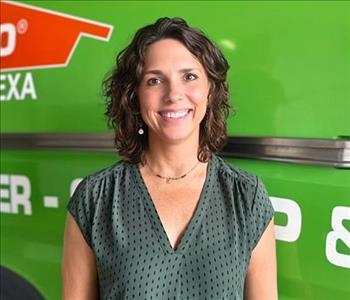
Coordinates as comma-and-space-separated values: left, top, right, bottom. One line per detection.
137, 38, 210, 145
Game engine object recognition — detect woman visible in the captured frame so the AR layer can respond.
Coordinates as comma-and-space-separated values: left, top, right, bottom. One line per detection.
62, 17, 277, 300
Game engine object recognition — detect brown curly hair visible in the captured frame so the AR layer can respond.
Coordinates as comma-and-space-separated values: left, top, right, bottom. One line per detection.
103, 17, 233, 164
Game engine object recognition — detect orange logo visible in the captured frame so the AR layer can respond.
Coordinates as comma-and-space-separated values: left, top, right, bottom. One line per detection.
0, 1, 113, 71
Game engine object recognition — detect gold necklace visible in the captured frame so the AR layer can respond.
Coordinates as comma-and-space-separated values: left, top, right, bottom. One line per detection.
146, 160, 200, 184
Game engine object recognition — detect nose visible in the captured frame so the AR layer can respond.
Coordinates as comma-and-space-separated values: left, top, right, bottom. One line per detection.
163, 79, 183, 102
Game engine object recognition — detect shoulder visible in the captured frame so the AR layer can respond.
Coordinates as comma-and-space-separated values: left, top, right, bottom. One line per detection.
212, 155, 274, 244
67, 160, 135, 249
213, 154, 259, 193
86, 159, 133, 185
74, 160, 135, 203
212, 154, 269, 211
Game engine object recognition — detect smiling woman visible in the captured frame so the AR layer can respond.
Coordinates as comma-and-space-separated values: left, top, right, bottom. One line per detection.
62, 17, 277, 300
103, 17, 231, 164
137, 39, 210, 147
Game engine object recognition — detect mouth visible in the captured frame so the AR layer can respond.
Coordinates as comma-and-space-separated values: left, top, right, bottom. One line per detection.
158, 109, 193, 120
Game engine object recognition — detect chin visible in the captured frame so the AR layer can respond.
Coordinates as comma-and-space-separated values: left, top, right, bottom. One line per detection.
161, 129, 198, 144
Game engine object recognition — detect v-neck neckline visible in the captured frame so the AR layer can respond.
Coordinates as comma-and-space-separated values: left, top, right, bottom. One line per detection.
133, 154, 215, 254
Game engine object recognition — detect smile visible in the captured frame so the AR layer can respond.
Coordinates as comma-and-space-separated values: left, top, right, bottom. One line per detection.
159, 109, 192, 120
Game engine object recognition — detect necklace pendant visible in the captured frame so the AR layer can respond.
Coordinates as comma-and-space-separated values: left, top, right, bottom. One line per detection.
147, 160, 200, 184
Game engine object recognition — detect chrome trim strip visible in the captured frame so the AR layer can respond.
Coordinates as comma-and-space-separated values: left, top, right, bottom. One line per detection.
221, 137, 350, 169
0, 132, 115, 152
1, 133, 349, 168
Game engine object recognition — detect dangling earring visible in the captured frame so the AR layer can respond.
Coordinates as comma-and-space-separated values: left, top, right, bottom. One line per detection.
136, 115, 145, 135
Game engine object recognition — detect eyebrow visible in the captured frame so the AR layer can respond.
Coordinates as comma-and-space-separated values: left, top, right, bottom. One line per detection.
143, 68, 201, 76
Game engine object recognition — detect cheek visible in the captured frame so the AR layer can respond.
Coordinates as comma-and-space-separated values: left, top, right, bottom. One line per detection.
187, 86, 209, 106
138, 91, 158, 111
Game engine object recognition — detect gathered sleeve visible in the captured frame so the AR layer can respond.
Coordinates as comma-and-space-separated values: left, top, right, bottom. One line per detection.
66, 176, 94, 249
248, 176, 275, 252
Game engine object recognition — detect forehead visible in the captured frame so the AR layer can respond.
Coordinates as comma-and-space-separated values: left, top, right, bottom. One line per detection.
143, 38, 204, 70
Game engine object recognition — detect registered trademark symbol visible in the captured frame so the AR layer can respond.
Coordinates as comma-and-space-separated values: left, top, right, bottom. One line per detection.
17, 19, 28, 34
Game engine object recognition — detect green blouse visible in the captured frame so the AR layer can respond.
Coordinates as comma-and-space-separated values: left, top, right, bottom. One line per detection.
67, 153, 274, 299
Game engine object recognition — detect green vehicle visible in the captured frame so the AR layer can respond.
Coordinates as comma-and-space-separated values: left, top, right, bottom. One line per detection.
1, 1, 349, 299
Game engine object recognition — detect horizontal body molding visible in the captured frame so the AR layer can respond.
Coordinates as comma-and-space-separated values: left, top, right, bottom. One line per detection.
222, 136, 350, 169
1, 133, 349, 168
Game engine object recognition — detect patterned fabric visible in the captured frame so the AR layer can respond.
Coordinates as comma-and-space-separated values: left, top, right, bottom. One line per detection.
67, 153, 274, 299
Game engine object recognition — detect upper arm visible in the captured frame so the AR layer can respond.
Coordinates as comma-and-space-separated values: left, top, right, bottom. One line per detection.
62, 212, 98, 300
244, 219, 278, 300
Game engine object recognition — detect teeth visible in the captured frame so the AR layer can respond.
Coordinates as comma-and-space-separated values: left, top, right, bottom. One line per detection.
161, 110, 189, 119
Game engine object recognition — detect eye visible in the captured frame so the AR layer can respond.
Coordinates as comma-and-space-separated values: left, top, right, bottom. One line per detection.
146, 78, 162, 86
184, 73, 198, 81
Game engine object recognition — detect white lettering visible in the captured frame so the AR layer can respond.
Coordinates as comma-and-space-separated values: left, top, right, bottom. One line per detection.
21, 73, 37, 100
43, 196, 59, 208
0, 23, 16, 57
0, 174, 32, 215
326, 206, 350, 269
270, 197, 302, 242
7, 73, 20, 100
0, 74, 7, 101
10, 175, 32, 215
70, 178, 83, 196
0, 175, 11, 213
0, 72, 37, 101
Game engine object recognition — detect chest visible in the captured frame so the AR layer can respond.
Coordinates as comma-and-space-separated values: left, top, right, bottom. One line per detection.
95, 179, 249, 299
143, 176, 206, 250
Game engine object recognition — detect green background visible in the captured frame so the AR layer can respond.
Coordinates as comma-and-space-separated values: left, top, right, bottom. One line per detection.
1, 1, 349, 299
2, 1, 349, 138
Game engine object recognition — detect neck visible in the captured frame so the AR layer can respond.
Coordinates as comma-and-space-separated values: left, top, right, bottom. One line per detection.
144, 133, 201, 177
